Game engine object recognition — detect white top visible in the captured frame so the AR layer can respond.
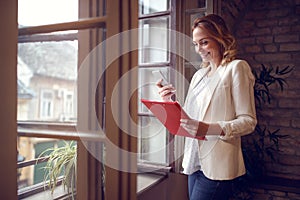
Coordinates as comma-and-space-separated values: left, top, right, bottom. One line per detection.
182, 59, 257, 180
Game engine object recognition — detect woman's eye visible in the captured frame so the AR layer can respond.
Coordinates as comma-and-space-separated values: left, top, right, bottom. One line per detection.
200, 40, 208, 45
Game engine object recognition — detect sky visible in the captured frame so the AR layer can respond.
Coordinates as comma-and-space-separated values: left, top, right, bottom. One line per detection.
18, 0, 78, 26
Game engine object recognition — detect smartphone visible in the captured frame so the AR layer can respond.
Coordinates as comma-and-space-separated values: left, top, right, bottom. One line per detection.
152, 70, 169, 86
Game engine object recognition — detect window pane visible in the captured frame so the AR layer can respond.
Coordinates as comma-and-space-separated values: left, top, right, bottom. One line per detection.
138, 67, 170, 113
138, 116, 168, 164
139, 17, 169, 64
139, 0, 169, 15
18, 40, 78, 122
18, 137, 77, 190
18, 0, 79, 27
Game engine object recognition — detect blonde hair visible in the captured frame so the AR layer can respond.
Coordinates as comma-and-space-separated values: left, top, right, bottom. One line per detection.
192, 14, 237, 67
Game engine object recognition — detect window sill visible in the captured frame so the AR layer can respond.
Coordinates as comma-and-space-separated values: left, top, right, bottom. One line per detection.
137, 173, 167, 195
19, 185, 73, 200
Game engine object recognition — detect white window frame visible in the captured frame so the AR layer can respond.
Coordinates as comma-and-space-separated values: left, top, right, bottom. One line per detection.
40, 89, 54, 119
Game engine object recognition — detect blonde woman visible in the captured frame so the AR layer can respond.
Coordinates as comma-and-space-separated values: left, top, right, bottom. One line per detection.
157, 14, 257, 200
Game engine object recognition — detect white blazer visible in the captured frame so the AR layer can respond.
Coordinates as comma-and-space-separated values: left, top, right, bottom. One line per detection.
182, 59, 257, 180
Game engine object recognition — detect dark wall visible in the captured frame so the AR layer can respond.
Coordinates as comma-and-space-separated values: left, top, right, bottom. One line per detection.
0, 0, 18, 199
138, 173, 188, 200
222, 0, 300, 180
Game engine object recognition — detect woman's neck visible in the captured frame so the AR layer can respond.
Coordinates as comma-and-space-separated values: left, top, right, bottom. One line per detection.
208, 59, 221, 76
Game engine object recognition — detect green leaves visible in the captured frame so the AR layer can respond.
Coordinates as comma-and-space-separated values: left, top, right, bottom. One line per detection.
38, 141, 77, 198
253, 64, 294, 107
243, 64, 293, 179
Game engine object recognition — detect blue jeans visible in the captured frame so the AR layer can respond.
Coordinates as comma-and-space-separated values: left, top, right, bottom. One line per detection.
188, 170, 233, 200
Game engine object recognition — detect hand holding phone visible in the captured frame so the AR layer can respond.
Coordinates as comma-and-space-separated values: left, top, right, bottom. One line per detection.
152, 70, 176, 101
152, 70, 169, 87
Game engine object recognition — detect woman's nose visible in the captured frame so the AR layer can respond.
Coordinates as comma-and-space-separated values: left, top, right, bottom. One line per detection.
195, 44, 202, 53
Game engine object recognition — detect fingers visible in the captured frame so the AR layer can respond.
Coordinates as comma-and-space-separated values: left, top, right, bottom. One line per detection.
157, 84, 176, 101
158, 84, 176, 95
156, 79, 164, 88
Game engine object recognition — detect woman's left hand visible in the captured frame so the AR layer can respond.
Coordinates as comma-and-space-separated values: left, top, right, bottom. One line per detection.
180, 119, 208, 137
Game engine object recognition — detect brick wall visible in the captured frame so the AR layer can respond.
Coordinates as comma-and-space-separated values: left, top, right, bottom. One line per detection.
222, 0, 300, 180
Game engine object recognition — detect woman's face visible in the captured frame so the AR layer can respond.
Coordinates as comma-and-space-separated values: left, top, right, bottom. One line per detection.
192, 26, 222, 65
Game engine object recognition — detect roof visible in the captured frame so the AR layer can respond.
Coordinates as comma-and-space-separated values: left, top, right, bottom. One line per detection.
18, 41, 77, 80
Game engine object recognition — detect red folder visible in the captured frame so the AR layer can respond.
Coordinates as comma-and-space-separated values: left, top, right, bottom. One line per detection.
141, 99, 205, 140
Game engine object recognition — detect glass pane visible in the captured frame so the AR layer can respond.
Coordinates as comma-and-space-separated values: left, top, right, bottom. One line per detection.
17, 40, 78, 122
139, 0, 169, 15
138, 67, 170, 113
17, 137, 76, 190
18, 0, 79, 27
139, 17, 169, 64
138, 116, 168, 164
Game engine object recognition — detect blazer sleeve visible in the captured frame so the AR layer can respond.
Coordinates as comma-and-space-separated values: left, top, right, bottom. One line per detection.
217, 60, 257, 139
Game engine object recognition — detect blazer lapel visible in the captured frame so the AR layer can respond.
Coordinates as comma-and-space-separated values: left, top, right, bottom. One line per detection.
197, 65, 227, 120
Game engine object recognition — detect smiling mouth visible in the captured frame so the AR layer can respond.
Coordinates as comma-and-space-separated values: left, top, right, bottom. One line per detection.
200, 52, 210, 57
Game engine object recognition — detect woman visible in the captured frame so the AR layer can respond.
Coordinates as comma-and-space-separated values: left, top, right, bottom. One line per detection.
157, 14, 257, 200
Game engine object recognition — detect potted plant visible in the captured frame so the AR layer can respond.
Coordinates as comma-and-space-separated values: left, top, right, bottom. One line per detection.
39, 140, 77, 199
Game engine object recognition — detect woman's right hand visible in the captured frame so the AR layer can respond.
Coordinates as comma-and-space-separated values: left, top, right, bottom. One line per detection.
156, 79, 176, 102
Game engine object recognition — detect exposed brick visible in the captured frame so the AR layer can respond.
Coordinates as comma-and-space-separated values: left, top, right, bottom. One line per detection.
257, 19, 278, 27
291, 25, 300, 32
262, 109, 286, 118
238, 37, 256, 44
277, 154, 300, 166
296, 5, 300, 14
255, 53, 292, 62
278, 98, 300, 108
267, 164, 300, 177
278, 16, 299, 26
245, 45, 262, 53
279, 127, 300, 137
280, 43, 300, 52
267, 8, 290, 18
225, 0, 300, 183
291, 52, 300, 61
268, 190, 287, 197
245, 10, 267, 20
279, 145, 296, 155
251, 27, 272, 36
292, 119, 300, 128
256, 36, 274, 44
269, 118, 291, 127
272, 26, 292, 34
236, 29, 251, 37
275, 34, 299, 43
264, 44, 277, 52
275, 90, 300, 99
289, 193, 300, 200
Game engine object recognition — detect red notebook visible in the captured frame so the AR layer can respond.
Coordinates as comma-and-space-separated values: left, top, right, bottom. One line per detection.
141, 99, 205, 140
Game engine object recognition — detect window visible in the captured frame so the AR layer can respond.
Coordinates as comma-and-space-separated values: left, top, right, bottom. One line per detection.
137, 0, 217, 171
40, 90, 54, 119
17, 0, 80, 197
17, 0, 138, 199
138, 0, 174, 166
16, 0, 218, 199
